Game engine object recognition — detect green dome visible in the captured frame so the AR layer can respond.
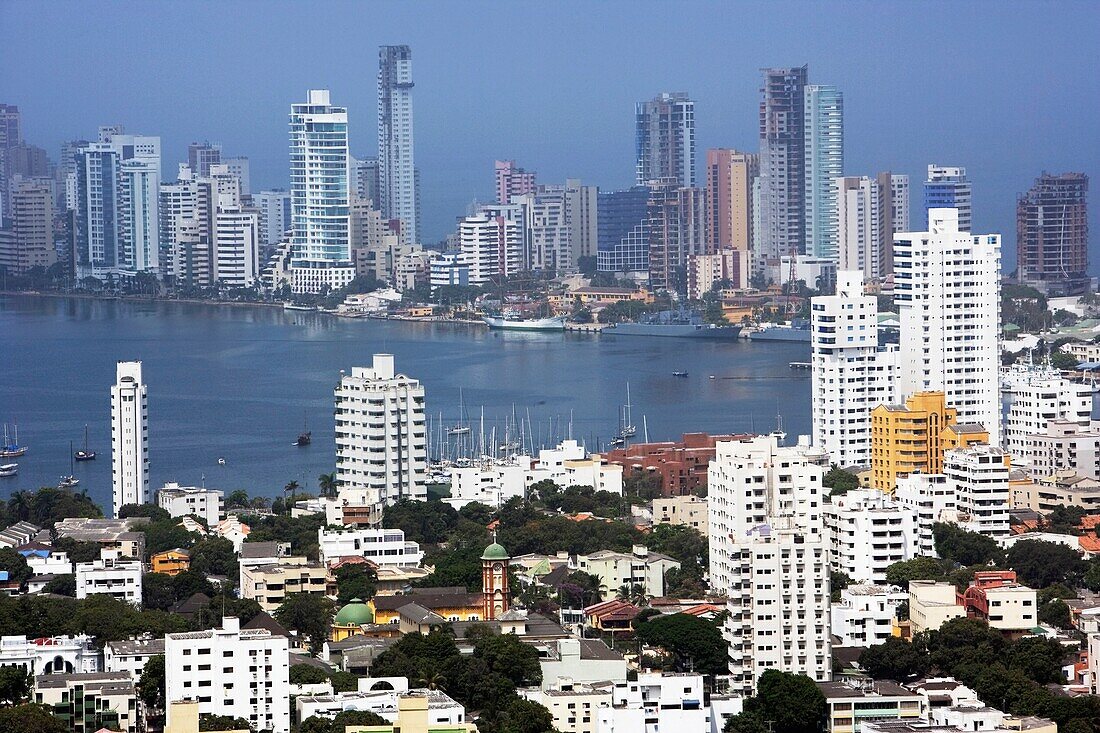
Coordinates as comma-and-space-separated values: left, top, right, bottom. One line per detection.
482, 542, 510, 560
334, 598, 374, 626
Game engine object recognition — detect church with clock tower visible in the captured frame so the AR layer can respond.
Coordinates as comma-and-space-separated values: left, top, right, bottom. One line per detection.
481, 538, 510, 620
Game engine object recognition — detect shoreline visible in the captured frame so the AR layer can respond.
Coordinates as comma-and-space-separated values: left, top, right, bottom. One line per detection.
0, 289, 284, 310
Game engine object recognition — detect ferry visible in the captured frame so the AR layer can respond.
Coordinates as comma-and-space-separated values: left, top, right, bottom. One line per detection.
483, 314, 566, 332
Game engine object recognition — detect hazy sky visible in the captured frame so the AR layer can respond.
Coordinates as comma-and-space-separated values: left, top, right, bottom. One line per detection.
3, 0, 1099, 269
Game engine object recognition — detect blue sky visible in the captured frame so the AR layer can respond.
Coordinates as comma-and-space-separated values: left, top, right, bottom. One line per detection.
3, 0, 1099, 269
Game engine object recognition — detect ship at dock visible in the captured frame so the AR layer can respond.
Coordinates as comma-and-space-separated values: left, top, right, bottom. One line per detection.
604, 309, 742, 339
483, 312, 566, 331
748, 319, 811, 343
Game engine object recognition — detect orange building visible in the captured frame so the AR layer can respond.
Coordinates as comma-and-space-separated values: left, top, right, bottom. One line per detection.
151, 548, 190, 576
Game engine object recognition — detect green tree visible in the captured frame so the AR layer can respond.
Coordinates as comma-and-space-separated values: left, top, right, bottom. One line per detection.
0, 666, 30, 705
0, 548, 33, 590
289, 663, 330, 685
885, 556, 950, 588
52, 538, 100, 563
634, 613, 727, 676
300, 711, 390, 733
142, 572, 178, 611
744, 670, 828, 733
188, 537, 239, 578
382, 499, 460, 545
724, 713, 771, 733
1051, 350, 1079, 370
860, 637, 931, 682
273, 593, 335, 654
472, 630, 543, 687
118, 504, 172, 521
830, 571, 853, 602
334, 563, 378, 603
933, 523, 1003, 566
198, 714, 252, 731
1006, 540, 1085, 588
318, 472, 338, 499
495, 697, 556, 733
0, 704, 67, 733
141, 518, 196, 557
42, 574, 76, 596
823, 465, 860, 495
138, 654, 165, 711
7, 486, 102, 525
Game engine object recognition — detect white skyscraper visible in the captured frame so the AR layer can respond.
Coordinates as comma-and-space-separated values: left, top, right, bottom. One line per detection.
708, 435, 831, 697
111, 361, 148, 517
289, 89, 353, 293
804, 85, 843, 260
335, 354, 427, 509
835, 174, 909, 281
253, 189, 291, 247
824, 489, 917, 584
811, 271, 898, 468
1003, 375, 1092, 464
895, 208, 1001, 444
924, 165, 972, 231
945, 445, 1010, 538
458, 205, 525, 285
378, 45, 419, 244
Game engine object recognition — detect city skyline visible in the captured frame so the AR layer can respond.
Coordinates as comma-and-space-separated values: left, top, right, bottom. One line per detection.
3, 2, 1098, 269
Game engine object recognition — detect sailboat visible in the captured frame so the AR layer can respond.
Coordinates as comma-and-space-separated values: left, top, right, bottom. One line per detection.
75, 424, 96, 461
618, 384, 637, 439
449, 389, 471, 435
0, 422, 27, 458
58, 442, 79, 489
295, 411, 311, 447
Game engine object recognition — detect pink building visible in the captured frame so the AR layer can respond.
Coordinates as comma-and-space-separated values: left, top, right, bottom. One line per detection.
495, 160, 537, 204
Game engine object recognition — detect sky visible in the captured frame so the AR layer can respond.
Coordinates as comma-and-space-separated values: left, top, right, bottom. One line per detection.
3, 0, 1099, 271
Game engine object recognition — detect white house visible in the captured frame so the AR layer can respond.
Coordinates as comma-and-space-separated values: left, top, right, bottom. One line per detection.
831, 584, 906, 647
0, 634, 100, 675
157, 483, 224, 525
317, 527, 424, 568
75, 549, 142, 605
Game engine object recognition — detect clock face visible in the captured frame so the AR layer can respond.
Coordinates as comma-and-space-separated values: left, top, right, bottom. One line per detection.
493, 562, 503, 571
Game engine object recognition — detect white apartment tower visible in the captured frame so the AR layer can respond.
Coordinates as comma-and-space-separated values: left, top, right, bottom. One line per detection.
945, 445, 1010, 538
459, 206, 525, 284
824, 489, 917, 584
708, 435, 831, 697
335, 354, 427, 508
1004, 375, 1093, 465
111, 361, 148, 517
811, 271, 897, 468
836, 174, 909, 280
289, 89, 353, 292
378, 45, 419, 244
164, 617, 290, 733
895, 209, 1001, 445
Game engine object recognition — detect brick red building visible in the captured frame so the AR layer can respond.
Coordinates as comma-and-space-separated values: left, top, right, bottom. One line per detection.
600, 432, 751, 496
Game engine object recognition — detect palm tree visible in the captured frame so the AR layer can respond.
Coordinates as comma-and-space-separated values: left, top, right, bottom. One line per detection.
415, 669, 447, 691
318, 473, 337, 499
283, 480, 300, 514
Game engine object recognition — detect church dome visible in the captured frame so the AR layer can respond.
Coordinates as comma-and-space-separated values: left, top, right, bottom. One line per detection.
334, 598, 374, 626
481, 542, 509, 560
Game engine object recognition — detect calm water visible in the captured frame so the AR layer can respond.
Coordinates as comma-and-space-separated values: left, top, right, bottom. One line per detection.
0, 295, 811, 509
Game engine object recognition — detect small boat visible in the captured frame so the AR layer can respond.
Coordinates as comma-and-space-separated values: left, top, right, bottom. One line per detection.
0, 464, 17, 478
672, 371, 688, 378
75, 424, 96, 461
58, 441, 79, 487
0, 423, 27, 459
483, 313, 566, 332
709, 375, 716, 380
217, 457, 227, 465
448, 425, 471, 435
283, 302, 316, 312
295, 412, 311, 446
619, 383, 637, 438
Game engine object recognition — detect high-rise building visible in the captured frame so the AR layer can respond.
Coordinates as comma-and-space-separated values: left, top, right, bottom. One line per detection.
165, 617, 289, 733
565, 178, 598, 268
687, 248, 752, 297
596, 186, 651, 275
187, 141, 221, 178
757, 66, 808, 263
647, 182, 707, 293
515, 186, 570, 272
705, 149, 757, 252
895, 209, 1001, 444
111, 361, 148, 517
7, 180, 56, 274
288, 89, 353, 293
811, 271, 898, 468
803, 85, 844, 260
457, 205, 525, 284
352, 156, 381, 207
836, 174, 910, 281
0, 104, 24, 219
945, 445, 1010, 537
253, 189, 292, 247
1016, 172, 1089, 295
495, 160, 537, 205
222, 156, 250, 196
708, 435, 831, 697
824, 489, 917, 584
1003, 374, 1092, 465
334, 354, 427, 508
635, 93, 695, 188
924, 165, 971, 231
378, 45, 419, 244
74, 130, 161, 277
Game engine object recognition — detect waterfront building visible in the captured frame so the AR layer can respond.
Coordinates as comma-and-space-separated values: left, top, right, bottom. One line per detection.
603, 432, 753, 496
496, 159, 537, 204
317, 526, 424, 567
187, 141, 221, 177
429, 251, 470, 291
5, 179, 55, 275
647, 182, 707, 293
334, 354, 427, 508
1003, 375, 1092, 465
514, 185, 571, 272
831, 584, 907, 647
804, 85, 843, 260
757, 66, 808, 263
596, 185, 650, 275
706, 148, 757, 252
1016, 172, 1089, 295
944, 445, 1010, 538
457, 205, 525, 284
924, 165, 971, 231
111, 360, 148, 516
825, 489, 917, 584
708, 435, 831, 696
240, 558, 328, 612
75, 548, 143, 605
288, 89, 353, 292
165, 617, 290, 733
254, 189, 291, 247
686, 247, 752, 297
836, 174, 909, 280
895, 209, 1001, 444
636, 92, 696, 188
895, 474, 955, 556
0, 634, 99, 676
378, 45, 419, 244
565, 178, 598, 266
34, 672, 140, 733
811, 271, 898, 468
156, 483, 222, 524
651, 495, 708, 537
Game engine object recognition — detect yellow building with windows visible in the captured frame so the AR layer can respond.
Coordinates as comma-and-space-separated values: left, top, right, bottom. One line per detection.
871, 392, 990, 493
150, 548, 190, 576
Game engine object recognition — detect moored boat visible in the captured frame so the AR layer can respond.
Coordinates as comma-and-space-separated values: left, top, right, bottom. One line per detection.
0, 463, 17, 478
483, 314, 566, 331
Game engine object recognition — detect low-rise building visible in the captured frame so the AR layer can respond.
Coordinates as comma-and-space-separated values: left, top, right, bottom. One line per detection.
539, 637, 628, 691
240, 558, 329, 612
818, 679, 925, 733
213, 516, 250, 551
598, 672, 708, 733
165, 700, 250, 733
317, 527, 424, 567
1011, 470, 1100, 512
576, 545, 680, 598
602, 432, 752, 496
908, 581, 966, 635
0, 521, 40, 548
651, 495, 709, 536
104, 636, 165, 679
54, 518, 146, 559
35, 672, 140, 733
342, 690, 478, 733
16, 542, 72, 575
237, 540, 291, 589
76, 549, 143, 605
958, 571, 1037, 633
825, 490, 917, 584
905, 677, 981, 710
151, 548, 190, 576
831, 585, 906, 647
0, 634, 100, 675
157, 483, 224, 525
